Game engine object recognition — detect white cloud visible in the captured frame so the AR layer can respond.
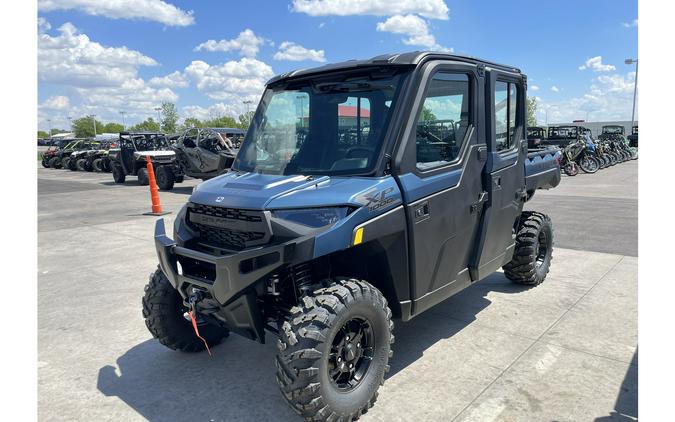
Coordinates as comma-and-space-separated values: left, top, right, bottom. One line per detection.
530, 85, 540, 91
376, 14, 452, 52
292, 0, 449, 20
550, 86, 560, 93
622, 19, 638, 28
148, 71, 189, 88
273, 42, 326, 62
38, 0, 194, 26
579, 56, 616, 72
38, 17, 51, 33
182, 103, 253, 121
536, 72, 637, 123
184, 58, 274, 102
37, 20, 178, 129
39, 21, 158, 88
40, 96, 70, 110
194, 29, 265, 58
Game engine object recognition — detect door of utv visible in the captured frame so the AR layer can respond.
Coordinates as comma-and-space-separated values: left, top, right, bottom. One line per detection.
471, 69, 527, 280
393, 61, 488, 316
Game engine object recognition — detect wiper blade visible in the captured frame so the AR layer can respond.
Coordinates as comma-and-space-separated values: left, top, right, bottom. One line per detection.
313, 81, 392, 93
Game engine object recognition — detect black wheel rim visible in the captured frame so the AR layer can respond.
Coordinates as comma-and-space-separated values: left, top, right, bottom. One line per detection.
328, 317, 374, 391
535, 230, 549, 269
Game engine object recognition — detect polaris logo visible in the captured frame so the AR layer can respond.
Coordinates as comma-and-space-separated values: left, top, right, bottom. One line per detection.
215, 196, 225, 203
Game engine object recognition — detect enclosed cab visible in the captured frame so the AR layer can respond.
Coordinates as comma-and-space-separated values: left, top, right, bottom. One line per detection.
142, 52, 561, 421
527, 126, 547, 148
546, 125, 580, 147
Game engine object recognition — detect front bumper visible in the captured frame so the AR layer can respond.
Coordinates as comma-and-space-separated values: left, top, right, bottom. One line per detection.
154, 218, 314, 341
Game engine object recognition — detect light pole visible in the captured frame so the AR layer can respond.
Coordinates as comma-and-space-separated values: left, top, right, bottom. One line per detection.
243, 100, 253, 114
119, 111, 126, 130
154, 107, 162, 129
296, 95, 305, 127
47, 119, 52, 138
67, 116, 72, 131
625, 58, 638, 130
90, 114, 97, 136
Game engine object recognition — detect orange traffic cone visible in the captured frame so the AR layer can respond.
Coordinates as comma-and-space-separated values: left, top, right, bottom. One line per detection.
143, 155, 171, 216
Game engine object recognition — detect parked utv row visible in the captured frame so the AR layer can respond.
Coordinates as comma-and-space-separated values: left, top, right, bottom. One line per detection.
40, 127, 246, 190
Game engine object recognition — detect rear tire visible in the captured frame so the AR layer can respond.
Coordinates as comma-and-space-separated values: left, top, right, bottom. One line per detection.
155, 165, 175, 191
503, 211, 554, 285
142, 267, 229, 352
41, 158, 50, 168
137, 168, 149, 186
49, 157, 62, 169
92, 158, 103, 172
76, 158, 87, 171
276, 279, 394, 421
112, 164, 126, 184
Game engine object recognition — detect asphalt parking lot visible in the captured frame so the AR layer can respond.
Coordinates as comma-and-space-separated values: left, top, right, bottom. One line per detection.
38, 161, 638, 421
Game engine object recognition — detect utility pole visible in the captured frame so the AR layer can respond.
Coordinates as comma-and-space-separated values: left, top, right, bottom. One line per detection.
119, 111, 126, 130
91, 114, 97, 136
47, 119, 52, 138
67, 116, 72, 131
625, 58, 638, 130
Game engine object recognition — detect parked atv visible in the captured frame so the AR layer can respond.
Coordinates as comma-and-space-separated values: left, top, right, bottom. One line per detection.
171, 127, 244, 184
627, 125, 638, 148
41, 139, 72, 168
48, 139, 92, 169
68, 141, 102, 171
143, 51, 562, 421
108, 132, 183, 189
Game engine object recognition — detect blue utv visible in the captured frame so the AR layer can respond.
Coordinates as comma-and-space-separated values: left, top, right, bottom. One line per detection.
143, 51, 561, 421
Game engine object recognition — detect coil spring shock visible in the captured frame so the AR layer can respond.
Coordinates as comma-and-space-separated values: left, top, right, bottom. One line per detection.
293, 263, 313, 296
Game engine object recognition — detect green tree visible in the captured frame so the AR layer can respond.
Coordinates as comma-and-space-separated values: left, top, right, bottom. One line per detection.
38, 130, 49, 138
203, 115, 239, 128
421, 106, 437, 121
128, 117, 160, 132
180, 117, 203, 131
160, 102, 179, 133
101, 122, 124, 133
72, 116, 103, 138
238, 111, 255, 129
526, 97, 538, 127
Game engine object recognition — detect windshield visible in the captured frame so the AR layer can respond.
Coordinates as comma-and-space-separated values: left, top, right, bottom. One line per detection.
233, 69, 408, 175
603, 126, 623, 134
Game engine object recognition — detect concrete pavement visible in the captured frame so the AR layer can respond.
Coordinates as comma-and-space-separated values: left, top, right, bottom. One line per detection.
38, 164, 638, 421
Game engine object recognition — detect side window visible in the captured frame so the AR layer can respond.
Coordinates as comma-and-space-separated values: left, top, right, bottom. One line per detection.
415, 72, 471, 170
494, 80, 519, 152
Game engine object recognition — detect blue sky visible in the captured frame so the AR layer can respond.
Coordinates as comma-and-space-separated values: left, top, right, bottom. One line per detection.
37, 0, 638, 131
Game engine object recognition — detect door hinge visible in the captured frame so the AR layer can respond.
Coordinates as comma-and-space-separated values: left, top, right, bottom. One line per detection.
477, 64, 485, 77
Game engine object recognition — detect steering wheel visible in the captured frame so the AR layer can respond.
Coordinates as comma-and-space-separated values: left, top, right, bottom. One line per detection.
345, 146, 374, 159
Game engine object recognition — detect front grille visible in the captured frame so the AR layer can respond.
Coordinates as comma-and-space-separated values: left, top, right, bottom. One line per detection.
187, 203, 269, 250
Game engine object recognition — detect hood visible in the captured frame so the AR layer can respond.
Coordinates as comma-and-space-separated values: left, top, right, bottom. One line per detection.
189, 171, 396, 210
134, 150, 175, 159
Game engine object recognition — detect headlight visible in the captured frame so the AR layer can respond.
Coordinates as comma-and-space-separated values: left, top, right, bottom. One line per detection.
272, 207, 351, 228
192, 182, 202, 194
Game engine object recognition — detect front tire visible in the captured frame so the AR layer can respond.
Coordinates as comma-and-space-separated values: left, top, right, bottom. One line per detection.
578, 155, 599, 173
92, 158, 103, 172
143, 267, 229, 352
49, 157, 62, 169
76, 158, 87, 171
276, 279, 394, 421
563, 162, 578, 176
155, 165, 175, 190
112, 164, 126, 184
503, 211, 554, 285
137, 168, 149, 186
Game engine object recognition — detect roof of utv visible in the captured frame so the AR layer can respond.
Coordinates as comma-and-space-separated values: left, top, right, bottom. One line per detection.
267, 51, 522, 85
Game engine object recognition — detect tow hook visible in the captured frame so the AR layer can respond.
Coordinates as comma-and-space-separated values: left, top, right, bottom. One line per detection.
186, 291, 212, 356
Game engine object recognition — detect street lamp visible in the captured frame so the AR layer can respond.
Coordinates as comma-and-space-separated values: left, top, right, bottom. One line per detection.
90, 114, 97, 136
47, 119, 52, 138
242, 100, 253, 114
154, 107, 162, 125
625, 58, 638, 130
119, 111, 127, 130
296, 95, 305, 127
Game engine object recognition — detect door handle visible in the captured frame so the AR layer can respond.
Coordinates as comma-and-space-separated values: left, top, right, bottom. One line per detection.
413, 201, 430, 222
470, 191, 488, 214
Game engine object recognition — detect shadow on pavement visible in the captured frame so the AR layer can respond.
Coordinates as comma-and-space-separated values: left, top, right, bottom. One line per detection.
594, 350, 638, 421
97, 273, 531, 421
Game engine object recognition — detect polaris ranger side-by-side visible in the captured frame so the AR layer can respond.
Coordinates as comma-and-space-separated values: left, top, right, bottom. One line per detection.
143, 52, 561, 421
109, 132, 184, 189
